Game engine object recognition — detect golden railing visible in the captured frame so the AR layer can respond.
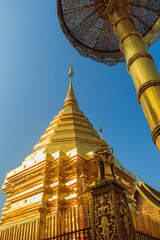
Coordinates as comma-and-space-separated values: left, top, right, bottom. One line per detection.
131, 207, 160, 239
0, 219, 39, 240
42, 205, 91, 240
0, 206, 160, 240
135, 232, 160, 240
0, 205, 91, 240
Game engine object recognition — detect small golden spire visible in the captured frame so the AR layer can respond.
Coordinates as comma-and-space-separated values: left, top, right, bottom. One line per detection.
63, 65, 78, 108
99, 121, 102, 138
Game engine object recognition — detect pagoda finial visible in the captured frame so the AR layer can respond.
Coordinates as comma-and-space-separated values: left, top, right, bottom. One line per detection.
63, 65, 78, 108
68, 64, 74, 80
99, 121, 102, 138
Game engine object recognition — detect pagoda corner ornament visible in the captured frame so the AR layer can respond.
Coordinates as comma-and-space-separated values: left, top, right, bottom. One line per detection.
94, 137, 115, 182
90, 137, 135, 240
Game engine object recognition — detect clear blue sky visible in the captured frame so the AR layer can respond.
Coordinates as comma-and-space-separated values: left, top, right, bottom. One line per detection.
0, 1, 159, 215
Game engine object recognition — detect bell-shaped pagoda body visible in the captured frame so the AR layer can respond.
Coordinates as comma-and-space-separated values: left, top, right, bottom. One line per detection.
0, 69, 136, 231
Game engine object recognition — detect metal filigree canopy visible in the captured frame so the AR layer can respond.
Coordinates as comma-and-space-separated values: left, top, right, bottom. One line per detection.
57, 0, 160, 66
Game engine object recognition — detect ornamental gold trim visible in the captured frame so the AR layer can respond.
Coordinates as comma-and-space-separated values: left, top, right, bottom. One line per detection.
119, 32, 142, 52
140, 181, 160, 202
127, 52, 154, 73
152, 125, 160, 144
136, 185, 160, 211
107, 0, 130, 21
114, 16, 134, 35
137, 80, 160, 103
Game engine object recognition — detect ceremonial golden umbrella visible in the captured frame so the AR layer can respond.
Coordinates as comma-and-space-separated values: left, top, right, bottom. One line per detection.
57, 0, 160, 151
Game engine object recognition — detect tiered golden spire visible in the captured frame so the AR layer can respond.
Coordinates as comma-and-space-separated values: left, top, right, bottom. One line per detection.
63, 65, 78, 108
32, 65, 99, 154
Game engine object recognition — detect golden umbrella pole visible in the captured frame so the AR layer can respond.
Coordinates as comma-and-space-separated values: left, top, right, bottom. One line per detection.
57, 0, 160, 151
107, 0, 160, 150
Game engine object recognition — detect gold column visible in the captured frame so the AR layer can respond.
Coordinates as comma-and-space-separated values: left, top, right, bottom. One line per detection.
108, 0, 160, 151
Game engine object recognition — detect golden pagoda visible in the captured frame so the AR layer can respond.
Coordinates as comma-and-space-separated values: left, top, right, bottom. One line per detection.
0, 66, 98, 224
0, 67, 160, 240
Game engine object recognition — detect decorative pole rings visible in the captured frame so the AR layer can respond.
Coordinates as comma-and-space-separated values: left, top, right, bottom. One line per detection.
107, 0, 160, 151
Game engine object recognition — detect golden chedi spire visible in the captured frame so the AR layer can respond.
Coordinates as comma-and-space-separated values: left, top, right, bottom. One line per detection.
32, 65, 99, 155
63, 65, 78, 108
0, 67, 100, 227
